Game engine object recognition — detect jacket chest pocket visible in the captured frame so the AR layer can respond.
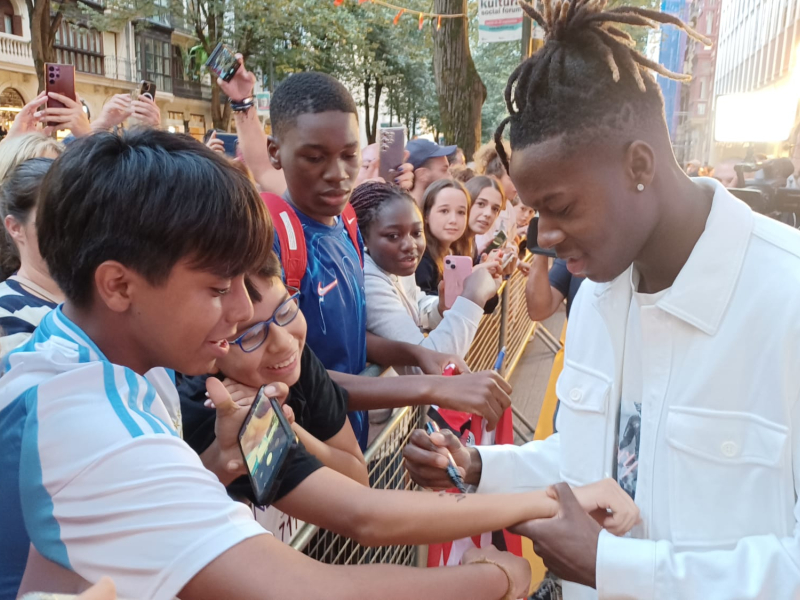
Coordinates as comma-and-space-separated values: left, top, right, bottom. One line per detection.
666, 407, 790, 549
555, 363, 612, 486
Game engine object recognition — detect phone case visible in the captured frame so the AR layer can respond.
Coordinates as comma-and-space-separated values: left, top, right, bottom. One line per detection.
485, 229, 508, 253
526, 217, 557, 258
215, 132, 239, 157
205, 42, 240, 82
45, 64, 76, 128
140, 79, 156, 100
238, 389, 297, 507
443, 255, 473, 309
379, 127, 405, 182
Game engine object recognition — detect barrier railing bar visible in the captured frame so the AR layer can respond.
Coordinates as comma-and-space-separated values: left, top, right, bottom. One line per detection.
534, 323, 563, 355
291, 405, 415, 552
499, 283, 510, 373
290, 254, 543, 557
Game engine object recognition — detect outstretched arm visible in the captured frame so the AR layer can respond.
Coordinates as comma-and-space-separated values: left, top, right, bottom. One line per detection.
216, 54, 286, 195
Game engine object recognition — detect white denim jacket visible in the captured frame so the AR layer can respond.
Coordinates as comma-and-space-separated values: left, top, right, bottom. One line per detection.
476, 178, 800, 599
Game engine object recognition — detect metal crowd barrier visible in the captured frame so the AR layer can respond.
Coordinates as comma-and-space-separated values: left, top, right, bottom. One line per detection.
290, 401, 426, 564
290, 254, 539, 561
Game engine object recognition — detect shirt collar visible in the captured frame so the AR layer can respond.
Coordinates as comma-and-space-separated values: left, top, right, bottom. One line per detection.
594, 178, 754, 335
53, 305, 109, 361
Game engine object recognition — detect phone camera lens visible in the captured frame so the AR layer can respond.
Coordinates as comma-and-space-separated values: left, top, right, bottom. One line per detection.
450, 264, 456, 269
49, 79, 55, 84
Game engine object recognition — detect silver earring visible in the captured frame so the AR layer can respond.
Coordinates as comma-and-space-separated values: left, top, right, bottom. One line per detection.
636, 183, 645, 192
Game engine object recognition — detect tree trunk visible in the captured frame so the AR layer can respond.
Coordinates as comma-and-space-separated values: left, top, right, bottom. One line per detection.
29, 0, 60, 92
432, 0, 486, 156
370, 79, 382, 142
209, 79, 232, 130
364, 75, 373, 143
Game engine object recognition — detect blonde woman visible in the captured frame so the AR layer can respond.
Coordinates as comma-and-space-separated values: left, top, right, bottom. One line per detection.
0, 137, 64, 356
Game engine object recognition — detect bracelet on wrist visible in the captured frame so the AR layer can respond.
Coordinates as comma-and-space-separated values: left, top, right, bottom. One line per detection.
230, 96, 255, 113
468, 558, 515, 600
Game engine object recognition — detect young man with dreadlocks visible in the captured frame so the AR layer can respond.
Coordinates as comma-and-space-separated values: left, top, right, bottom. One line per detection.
404, 0, 800, 597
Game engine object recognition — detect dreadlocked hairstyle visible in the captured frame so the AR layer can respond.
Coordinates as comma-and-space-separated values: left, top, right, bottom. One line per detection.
495, 0, 711, 171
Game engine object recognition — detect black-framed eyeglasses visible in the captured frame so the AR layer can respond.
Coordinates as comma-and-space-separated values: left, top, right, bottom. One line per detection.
232, 287, 301, 353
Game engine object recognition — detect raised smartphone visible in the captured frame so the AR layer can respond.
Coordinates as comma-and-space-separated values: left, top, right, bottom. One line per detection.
238, 386, 297, 506
205, 42, 240, 82
215, 132, 239, 157
443, 255, 473, 310
138, 79, 156, 100
484, 229, 508, 253
379, 126, 405, 183
45, 63, 76, 128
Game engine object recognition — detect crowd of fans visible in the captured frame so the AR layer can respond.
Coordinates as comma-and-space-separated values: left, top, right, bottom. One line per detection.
3, 0, 800, 599
0, 44, 636, 600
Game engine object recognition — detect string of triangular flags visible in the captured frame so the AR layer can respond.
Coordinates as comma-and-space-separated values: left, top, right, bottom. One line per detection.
333, 0, 467, 30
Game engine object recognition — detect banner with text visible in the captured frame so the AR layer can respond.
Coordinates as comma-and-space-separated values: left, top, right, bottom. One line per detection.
478, 0, 524, 43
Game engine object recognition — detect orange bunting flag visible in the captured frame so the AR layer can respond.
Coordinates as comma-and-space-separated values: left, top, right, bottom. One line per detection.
334, 0, 344, 5
437, 15, 442, 29
359, 0, 369, 3
393, 8, 405, 24
418, 13, 424, 30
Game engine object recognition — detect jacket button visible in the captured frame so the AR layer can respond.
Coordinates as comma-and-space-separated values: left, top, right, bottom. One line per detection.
570, 388, 582, 402
721, 441, 739, 458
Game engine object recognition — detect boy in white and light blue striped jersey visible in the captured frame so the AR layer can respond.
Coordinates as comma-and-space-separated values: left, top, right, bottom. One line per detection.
0, 130, 274, 600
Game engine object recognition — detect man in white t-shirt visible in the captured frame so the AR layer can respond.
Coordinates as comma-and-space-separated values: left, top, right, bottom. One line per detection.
0, 128, 533, 600
403, 3, 800, 599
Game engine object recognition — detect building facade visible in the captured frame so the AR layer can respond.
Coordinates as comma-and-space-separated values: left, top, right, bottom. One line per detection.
713, 0, 800, 163
0, 0, 213, 140
657, 0, 691, 142
673, 0, 721, 167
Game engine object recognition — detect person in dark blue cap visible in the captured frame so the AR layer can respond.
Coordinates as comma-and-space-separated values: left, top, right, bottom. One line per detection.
406, 138, 457, 206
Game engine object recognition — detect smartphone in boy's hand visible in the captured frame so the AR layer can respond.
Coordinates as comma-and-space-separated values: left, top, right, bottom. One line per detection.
238, 386, 297, 506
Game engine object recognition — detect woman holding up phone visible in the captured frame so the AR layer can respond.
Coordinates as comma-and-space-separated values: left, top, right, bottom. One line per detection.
414, 179, 476, 296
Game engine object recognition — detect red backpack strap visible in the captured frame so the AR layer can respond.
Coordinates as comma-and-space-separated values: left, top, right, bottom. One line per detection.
260, 192, 307, 289
341, 203, 363, 267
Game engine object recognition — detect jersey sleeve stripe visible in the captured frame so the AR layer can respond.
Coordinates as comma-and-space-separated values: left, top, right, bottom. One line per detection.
54, 309, 106, 362
123, 368, 166, 435
142, 382, 178, 437
19, 386, 72, 571
102, 362, 144, 438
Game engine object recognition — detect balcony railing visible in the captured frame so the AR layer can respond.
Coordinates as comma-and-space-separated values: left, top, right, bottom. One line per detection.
0, 36, 140, 88
172, 78, 211, 100
0, 34, 33, 67
104, 56, 138, 83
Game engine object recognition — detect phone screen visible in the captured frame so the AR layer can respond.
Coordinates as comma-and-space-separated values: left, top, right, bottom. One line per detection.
485, 229, 508, 253
238, 389, 295, 505
205, 42, 240, 82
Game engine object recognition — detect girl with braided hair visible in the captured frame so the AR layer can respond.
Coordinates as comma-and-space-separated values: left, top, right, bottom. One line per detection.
404, 1, 800, 598
351, 181, 500, 374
